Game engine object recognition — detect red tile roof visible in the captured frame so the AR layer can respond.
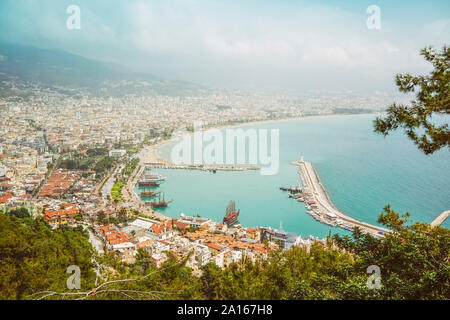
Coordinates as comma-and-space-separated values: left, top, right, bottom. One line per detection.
43, 205, 79, 221
0, 193, 13, 204
100, 225, 119, 234
173, 219, 190, 230
151, 223, 165, 235
207, 243, 224, 251
106, 232, 130, 246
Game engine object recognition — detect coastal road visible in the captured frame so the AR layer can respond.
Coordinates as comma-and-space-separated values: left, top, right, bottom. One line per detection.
121, 145, 170, 222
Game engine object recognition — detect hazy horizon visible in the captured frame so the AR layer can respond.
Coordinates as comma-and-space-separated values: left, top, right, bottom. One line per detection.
1, 0, 449, 94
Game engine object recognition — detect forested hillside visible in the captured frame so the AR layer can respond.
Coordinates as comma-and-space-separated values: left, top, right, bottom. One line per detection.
1, 207, 448, 300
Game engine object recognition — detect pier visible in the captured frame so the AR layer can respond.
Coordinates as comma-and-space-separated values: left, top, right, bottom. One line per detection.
430, 210, 450, 227
140, 142, 260, 172
122, 154, 170, 222
291, 158, 391, 237
144, 162, 260, 172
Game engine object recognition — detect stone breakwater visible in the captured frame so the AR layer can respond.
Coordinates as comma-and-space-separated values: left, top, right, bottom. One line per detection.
293, 160, 391, 237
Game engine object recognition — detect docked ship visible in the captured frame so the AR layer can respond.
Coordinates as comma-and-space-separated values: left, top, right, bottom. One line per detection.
137, 172, 166, 187
149, 192, 172, 208
223, 200, 240, 227
140, 188, 156, 197
144, 173, 166, 182
138, 180, 160, 187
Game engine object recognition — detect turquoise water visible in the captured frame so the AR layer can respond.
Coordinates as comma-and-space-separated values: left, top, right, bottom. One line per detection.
136, 115, 450, 238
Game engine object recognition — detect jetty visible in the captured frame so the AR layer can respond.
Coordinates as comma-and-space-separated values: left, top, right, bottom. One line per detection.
430, 210, 450, 227
144, 162, 259, 172
291, 157, 391, 237
140, 143, 259, 172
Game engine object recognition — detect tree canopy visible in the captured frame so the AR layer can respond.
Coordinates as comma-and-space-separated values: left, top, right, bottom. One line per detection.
374, 46, 450, 154
3, 206, 446, 300
0, 213, 95, 299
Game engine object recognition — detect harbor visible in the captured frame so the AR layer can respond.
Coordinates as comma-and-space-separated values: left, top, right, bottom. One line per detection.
133, 139, 448, 237
123, 155, 170, 222
285, 156, 391, 237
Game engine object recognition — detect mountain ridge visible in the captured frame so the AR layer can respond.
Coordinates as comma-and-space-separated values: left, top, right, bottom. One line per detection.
0, 42, 208, 97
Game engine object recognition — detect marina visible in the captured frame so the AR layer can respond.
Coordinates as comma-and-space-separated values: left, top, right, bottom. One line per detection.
135, 116, 449, 237
287, 156, 391, 237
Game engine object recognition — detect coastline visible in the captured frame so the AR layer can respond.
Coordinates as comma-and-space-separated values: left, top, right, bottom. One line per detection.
150, 112, 381, 165
136, 112, 388, 233
213, 112, 381, 131
134, 111, 449, 234
294, 160, 391, 236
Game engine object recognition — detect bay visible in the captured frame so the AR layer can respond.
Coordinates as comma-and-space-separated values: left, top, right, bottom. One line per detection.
136, 114, 450, 238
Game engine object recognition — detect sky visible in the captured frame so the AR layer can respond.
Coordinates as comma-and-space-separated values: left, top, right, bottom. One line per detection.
0, 0, 449, 93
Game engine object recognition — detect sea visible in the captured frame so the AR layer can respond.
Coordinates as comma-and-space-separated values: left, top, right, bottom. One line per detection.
135, 114, 450, 238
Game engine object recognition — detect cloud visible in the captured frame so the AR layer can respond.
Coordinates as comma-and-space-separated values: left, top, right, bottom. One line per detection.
1, 0, 449, 92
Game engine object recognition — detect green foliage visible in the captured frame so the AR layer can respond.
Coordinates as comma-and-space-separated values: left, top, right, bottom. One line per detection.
122, 158, 139, 177
96, 211, 107, 225
111, 182, 125, 202
7, 208, 30, 219
196, 208, 449, 300
86, 148, 108, 157
2, 205, 448, 300
374, 46, 450, 154
199, 244, 354, 300
59, 150, 115, 180
87, 251, 202, 300
0, 214, 95, 300
59, 159, 82, 170
333, 206, 450, 299
93, 156, 115, 176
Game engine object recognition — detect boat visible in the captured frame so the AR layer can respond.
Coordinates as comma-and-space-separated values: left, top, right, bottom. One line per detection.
138, 181, 160, 187
223, 200, 240, 227
143, 173, 166, 182
140, 188, 156, 197
289, 193, 302, 198
289, 186, 302, 194
149, 192, 172, 208
137, 173, 165, 187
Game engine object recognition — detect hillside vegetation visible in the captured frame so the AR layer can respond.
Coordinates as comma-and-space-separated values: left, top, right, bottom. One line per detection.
0, 207, 448, 300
